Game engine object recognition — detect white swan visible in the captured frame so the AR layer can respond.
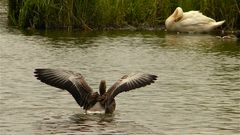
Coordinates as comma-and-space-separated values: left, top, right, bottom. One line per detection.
165, 7, 225, 33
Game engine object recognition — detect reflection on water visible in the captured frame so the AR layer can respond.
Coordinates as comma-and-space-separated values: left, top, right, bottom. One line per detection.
36, 113, 115, 134
1, 1, 240, 135
36, 113, 156, 135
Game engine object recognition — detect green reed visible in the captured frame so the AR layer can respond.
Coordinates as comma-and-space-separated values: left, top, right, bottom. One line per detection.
8, 0, 240, 30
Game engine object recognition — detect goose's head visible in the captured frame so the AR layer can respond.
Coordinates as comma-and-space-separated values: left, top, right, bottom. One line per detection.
99, 80, 106, 96
165, 7, 183, 31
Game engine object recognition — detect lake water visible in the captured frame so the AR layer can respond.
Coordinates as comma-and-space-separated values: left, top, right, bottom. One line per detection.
0, 1, 240, 135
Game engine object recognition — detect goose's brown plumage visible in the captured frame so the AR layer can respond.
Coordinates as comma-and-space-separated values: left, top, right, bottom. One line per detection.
34, 68, 157, 114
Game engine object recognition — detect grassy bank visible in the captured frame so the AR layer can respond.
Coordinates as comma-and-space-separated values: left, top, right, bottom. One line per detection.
8, 0, 240, 30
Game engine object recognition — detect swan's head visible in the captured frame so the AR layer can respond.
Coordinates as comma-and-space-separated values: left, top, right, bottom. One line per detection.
165, 7, 183, 30
99, 80, 106, 96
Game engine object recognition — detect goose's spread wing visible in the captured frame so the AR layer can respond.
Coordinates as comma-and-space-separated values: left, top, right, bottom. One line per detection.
34, 69, 96, 109
106, 73, 157, 101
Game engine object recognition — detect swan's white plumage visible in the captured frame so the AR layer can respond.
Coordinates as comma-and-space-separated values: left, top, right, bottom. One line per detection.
165, 7, 225, 33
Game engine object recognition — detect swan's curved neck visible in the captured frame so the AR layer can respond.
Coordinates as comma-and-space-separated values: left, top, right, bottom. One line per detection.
173, 7, 183, 22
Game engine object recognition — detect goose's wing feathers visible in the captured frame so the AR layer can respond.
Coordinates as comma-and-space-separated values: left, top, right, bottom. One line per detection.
34, 69, 94, 109
107, 73, 157, 100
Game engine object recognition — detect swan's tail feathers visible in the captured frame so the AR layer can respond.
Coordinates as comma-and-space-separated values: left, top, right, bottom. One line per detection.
214, 20, 225, 28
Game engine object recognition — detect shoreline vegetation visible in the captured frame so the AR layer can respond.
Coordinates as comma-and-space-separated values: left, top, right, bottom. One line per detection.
8, 0, 240, 31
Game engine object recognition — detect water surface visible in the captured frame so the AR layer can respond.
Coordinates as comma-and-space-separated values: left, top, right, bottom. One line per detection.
0, 1, 240, 135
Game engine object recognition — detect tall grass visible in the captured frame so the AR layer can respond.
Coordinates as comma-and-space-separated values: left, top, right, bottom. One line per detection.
8, 0, 240, 30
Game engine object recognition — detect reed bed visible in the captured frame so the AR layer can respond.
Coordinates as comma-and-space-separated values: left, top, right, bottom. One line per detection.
8, 0, 240, 30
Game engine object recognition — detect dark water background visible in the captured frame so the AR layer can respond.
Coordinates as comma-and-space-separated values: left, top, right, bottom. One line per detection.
0, 1, 239, 135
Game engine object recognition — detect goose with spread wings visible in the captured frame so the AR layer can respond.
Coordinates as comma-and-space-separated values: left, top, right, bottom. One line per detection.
34, 69, 157, 114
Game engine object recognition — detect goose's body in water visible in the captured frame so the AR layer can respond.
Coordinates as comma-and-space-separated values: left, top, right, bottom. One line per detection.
86, 102, 105, 114
34, 68, 157, 114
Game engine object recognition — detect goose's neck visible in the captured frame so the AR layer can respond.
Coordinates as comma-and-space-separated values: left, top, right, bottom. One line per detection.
99, 80, 106, 96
